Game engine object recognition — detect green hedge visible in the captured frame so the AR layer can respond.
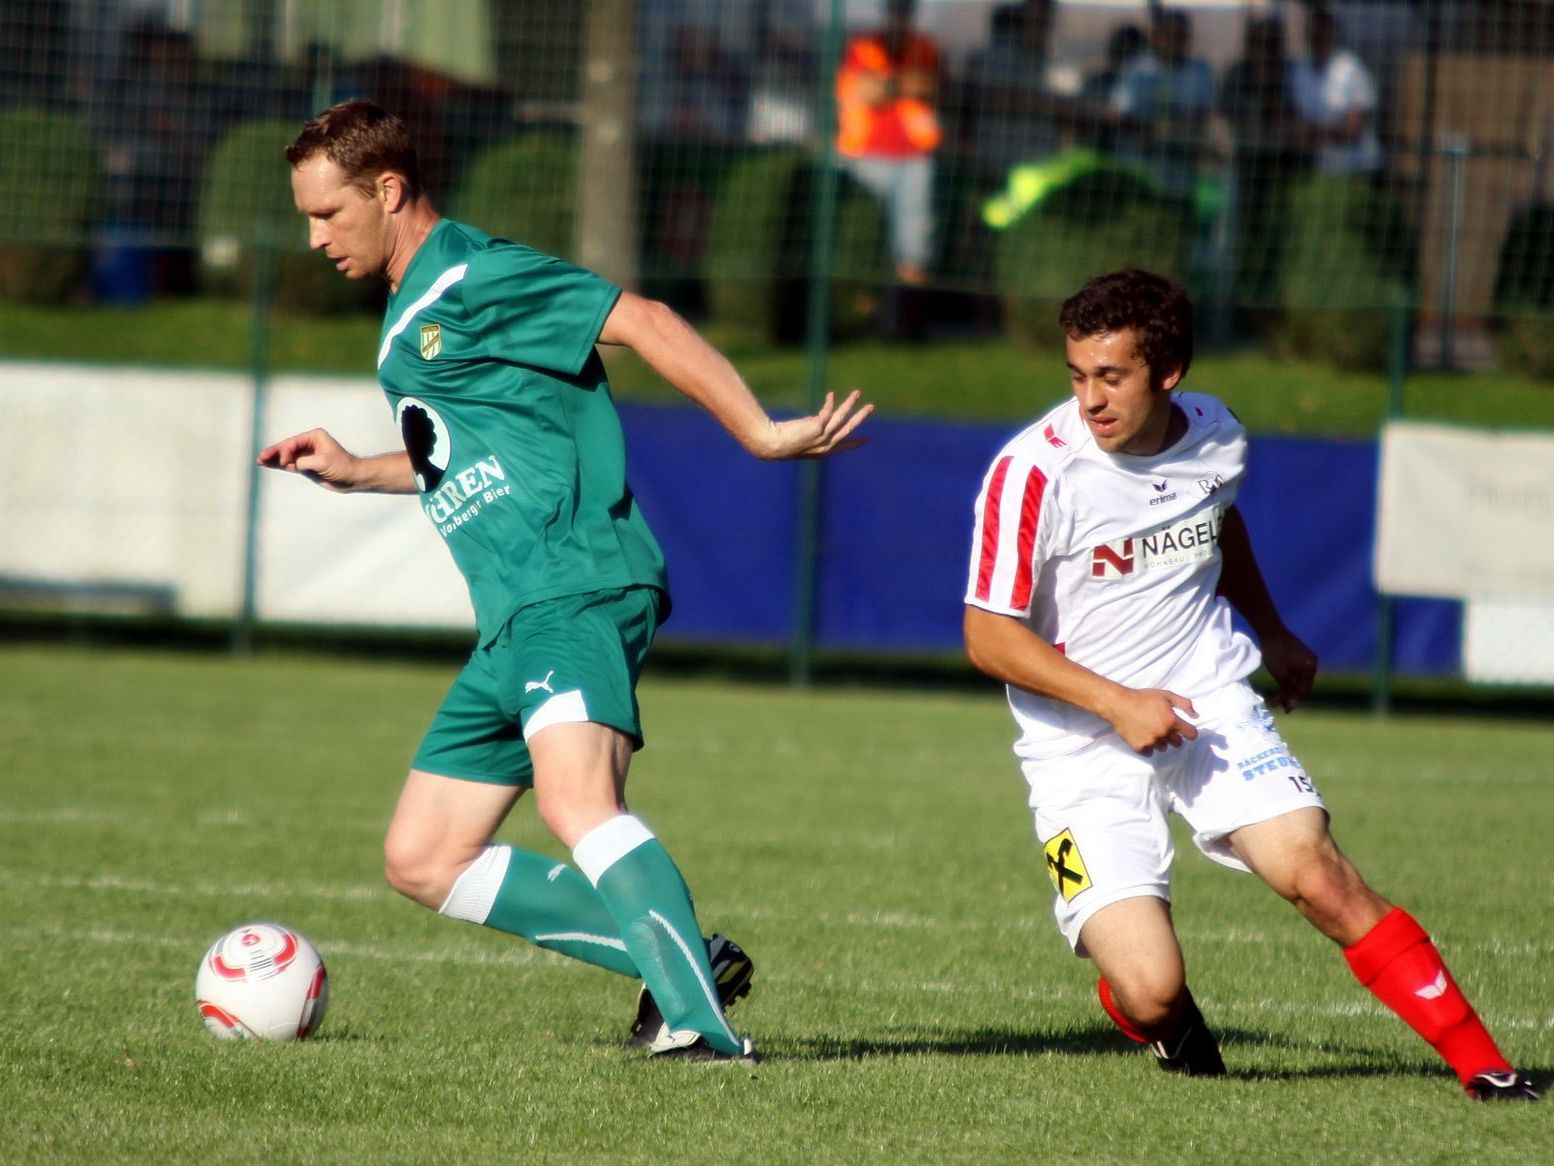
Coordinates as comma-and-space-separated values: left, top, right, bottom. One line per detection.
448, 133, 576, 260
198, 120, 380, 315
703, 149, 886, 344
1491, 202, 1554, 380
1272, 175, 1414, 371
0, 109, 102, 302
994, 166, 1189, 349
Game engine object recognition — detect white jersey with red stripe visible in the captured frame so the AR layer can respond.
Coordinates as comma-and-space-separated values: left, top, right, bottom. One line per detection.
965, 391, 1261, 760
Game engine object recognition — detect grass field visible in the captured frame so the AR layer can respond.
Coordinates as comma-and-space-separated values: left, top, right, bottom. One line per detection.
2, 645, 1551, 1164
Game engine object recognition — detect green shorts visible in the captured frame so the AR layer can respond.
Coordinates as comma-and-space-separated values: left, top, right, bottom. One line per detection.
411, 586, 666, 786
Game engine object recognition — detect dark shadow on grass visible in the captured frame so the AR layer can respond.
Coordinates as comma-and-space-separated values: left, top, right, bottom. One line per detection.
779, 1022, 1545, 1091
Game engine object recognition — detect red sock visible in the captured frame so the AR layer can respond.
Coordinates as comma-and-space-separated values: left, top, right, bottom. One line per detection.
1344, 907, 1509, 1086
1097, 976, 1151, 1044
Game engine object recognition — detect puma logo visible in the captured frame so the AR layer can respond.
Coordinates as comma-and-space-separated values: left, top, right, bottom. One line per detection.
524, 670, 556, 695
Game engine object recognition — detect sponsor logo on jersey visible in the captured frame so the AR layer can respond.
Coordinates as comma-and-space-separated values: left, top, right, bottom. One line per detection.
419, 323, 442, 360
397, 396, 451, 491
423, 456, 511, 530
1149, 479, 1178, 506
1090, 506, 1224, 579
1044, 828, 1091, 902
1043, 423, 1066, 448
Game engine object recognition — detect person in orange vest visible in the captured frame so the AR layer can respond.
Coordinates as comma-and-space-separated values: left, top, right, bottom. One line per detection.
837, 0, 941, 335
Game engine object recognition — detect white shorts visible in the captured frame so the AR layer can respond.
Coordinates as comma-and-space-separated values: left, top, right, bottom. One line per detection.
1019, 680, 1325, 955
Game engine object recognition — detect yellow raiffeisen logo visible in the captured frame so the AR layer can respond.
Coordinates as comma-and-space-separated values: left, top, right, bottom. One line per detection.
1044, 828, 1091, 902
419, 323, 442, 360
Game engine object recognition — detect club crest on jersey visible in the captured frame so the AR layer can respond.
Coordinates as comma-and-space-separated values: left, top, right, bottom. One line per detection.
419, 323, 442, 360
1044, 828, 1091, 902
1090, 505, 1224, 579
1198, 473, 1225, 496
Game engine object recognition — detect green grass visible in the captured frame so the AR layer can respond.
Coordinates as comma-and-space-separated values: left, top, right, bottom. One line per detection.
4, 297, 1554, 436
2, 645, 1550, 1163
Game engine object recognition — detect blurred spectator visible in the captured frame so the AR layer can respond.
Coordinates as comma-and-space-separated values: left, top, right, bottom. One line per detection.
1291, 3, 1383, 176
964, 0, 1072, 184
1220, 15, 1309, 306
836, 0, 941, 294
643, 24, 749, 143
91, 17, 220, 297
1110, 8, 1216, 202
1076, 23, 1147, 153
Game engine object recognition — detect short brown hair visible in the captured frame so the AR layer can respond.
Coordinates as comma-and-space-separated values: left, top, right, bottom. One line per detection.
285, 100, 422, 199
1058, 269, 1194, 383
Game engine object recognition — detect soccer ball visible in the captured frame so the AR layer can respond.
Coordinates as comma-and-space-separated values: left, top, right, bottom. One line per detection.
195, 921, 329, 1041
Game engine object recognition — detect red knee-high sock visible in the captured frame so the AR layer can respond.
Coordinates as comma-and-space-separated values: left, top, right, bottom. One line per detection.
1097, 976, 1151, 1044
1344, 907, 1509, 1086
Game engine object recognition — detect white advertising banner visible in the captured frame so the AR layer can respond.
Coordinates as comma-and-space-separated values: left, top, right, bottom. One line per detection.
0, 364, 472, 632
1375, 419, 1554, 600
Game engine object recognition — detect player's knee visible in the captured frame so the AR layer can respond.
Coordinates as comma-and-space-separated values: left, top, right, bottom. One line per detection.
1108, 969, 1187, 1034
382, 832, 451, 909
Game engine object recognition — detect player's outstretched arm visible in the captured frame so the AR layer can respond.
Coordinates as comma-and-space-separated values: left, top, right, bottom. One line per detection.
258, 428, 418, 494
1216, 505, 1316, 710
963, 605, 1198, 755
598, 292, 873, 460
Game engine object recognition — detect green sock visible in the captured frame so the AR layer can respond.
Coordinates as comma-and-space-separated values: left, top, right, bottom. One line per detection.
574, 815, 740, 1055
438, 844, 639, 977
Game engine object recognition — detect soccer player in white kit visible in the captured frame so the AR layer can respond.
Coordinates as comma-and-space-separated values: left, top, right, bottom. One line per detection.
963, 269, 1536, 1100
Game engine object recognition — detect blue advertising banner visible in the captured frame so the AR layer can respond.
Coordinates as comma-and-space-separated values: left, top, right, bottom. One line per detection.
620, 404, 1458, 675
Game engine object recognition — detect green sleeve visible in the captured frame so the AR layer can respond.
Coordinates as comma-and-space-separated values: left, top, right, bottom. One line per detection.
462, 243, 621, 376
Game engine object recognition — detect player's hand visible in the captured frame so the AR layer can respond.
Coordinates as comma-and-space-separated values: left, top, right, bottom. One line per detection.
257, 428, 364, 493
1260, 628, 1318, 712
1107, 688, 1198, 756
756, 391, 874, 460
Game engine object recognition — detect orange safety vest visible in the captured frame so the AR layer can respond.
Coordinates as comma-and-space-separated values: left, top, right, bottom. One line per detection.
836, 33, 942, 158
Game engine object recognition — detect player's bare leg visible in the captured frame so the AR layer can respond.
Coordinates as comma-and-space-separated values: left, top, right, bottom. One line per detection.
385, 769, 638, 975
1081, 896, 1225, 1076
384, 771, 524, 908
530, 721, 753, 1061
1231, 808, 1536, 1100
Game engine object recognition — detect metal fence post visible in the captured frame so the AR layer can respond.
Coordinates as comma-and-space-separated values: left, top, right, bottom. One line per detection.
788, 0, 845, 687
233, 236, 275, 656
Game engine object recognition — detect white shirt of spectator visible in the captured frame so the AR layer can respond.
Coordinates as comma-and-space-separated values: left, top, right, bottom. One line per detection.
1292, 49, 1383, 175
965, 391, 1261, 761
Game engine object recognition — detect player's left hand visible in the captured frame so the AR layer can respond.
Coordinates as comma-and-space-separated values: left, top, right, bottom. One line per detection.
1261, 628, 1317, 712
757, 390, 874, 460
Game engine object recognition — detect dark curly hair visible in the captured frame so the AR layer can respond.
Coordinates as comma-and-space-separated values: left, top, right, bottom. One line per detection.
1058, 269, 1194, 384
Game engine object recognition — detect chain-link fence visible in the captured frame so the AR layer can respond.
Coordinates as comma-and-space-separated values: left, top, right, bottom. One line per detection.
2, 0, 1553, 690
2, 1, 1552, 364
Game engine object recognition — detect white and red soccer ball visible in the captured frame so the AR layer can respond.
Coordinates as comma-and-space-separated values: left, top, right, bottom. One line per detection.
195, 922, 329, 1041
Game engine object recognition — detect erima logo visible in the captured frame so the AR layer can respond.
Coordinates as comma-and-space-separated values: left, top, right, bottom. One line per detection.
1090, 506, 1225, 579
1043, 423, 1066, 448
1415, 971, 1449, 1000
525, 670, 556, 695
1149, 479, 1178, 506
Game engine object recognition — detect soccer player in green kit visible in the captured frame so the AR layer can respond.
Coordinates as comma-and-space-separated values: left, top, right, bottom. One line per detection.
260, 100, 872, 1063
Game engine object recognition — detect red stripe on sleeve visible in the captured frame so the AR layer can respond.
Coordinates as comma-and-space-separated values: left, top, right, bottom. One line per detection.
973, 456, 1013, 602
1009, 465, 1048, 610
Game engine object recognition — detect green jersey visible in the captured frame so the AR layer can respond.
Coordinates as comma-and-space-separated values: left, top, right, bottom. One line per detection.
376, 219, 668, 644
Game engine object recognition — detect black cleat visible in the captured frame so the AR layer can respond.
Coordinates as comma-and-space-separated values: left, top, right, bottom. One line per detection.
1466, 1070, 1539, 1102
648, 1029, 761, 1065
1151, 994, 1227, 1077
626, 933, 755, 1049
